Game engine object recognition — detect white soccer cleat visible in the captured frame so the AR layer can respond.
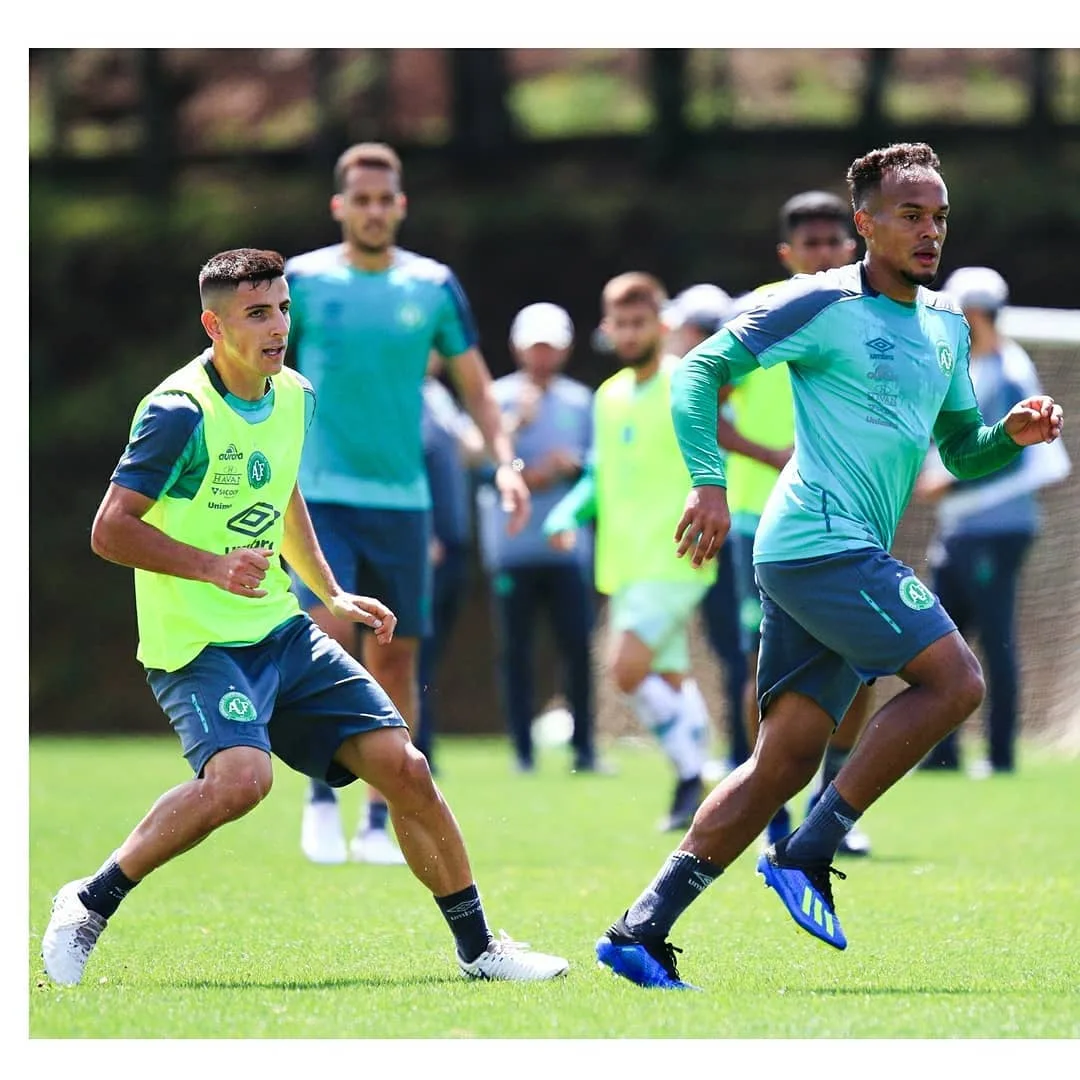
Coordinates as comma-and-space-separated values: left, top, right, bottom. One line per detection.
301, 800, 347, 864
457, 929, 570, 981
42, 879, 107, 986
349, 828, 407, 865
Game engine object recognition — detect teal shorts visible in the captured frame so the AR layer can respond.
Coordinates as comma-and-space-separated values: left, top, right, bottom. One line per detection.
608, 579, 713, 673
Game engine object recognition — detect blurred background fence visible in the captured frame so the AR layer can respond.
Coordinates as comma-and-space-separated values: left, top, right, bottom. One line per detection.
29, 48, 1080, 749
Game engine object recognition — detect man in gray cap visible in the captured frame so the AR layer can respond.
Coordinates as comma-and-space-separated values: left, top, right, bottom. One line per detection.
915, 266, 1071, 776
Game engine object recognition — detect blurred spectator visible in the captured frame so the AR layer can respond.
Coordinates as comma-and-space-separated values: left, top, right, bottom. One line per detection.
285, 141, 529, 865
417, 353, 486, 775
478, 303, 599, 773
916, 266, 1071, 777
544, 273, 716, 831
716, 190, 873, 855
663, 285, 750, 777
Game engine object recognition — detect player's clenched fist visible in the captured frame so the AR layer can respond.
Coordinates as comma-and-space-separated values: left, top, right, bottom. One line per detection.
328, 593, 397, 645
214, 547, 273, 597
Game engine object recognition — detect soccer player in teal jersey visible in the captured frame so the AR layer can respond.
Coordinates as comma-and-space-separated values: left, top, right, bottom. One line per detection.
717, 190, 875, 856
40, 249, 569, 987
595, 142, 1065, 991
285, 143, 529, 865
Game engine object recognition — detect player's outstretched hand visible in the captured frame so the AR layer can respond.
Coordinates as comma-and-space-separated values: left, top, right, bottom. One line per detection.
674, 485, 730, 569
328, 593, 397, 645
215, 547, 273, 597
1004, 395, 1064, 447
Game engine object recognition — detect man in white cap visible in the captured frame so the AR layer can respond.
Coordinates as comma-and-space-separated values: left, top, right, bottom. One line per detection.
915, 266, 1070, 776
478, 302, 600, 773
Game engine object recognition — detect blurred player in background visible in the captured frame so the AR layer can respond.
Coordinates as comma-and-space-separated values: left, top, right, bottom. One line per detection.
544, 272, 716, 831
718, 190, 874, 856
595, 142, 1065, 990
916, 265, 1071, 776
417, 352, 486, 775
41, 248, 569, 987
662, 284, 750, 778
284, 142, 529, 865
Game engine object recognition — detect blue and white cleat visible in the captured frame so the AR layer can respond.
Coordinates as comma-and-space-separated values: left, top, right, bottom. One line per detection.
757, 841, 848, 950
596, 925, 699, 990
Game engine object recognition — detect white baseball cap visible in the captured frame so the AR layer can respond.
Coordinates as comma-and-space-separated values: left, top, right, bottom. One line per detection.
509, 302, 574, 350
662, 283, 734, 333
942, 266, 1009, 312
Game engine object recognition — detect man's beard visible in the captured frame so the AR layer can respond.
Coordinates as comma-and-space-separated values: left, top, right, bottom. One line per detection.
901, 265, 938, 288
349, 226, 391, 256
616, 344, 659, 369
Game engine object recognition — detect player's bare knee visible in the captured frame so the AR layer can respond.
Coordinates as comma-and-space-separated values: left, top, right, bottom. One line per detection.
204, 764, 272, 822
384, 744, 438, 813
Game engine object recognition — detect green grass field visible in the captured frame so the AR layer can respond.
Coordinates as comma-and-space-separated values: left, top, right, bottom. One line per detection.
27, 733, 1080, 1047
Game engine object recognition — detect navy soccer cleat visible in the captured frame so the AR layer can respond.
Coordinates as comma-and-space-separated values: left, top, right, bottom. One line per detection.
757, 839, 848, 950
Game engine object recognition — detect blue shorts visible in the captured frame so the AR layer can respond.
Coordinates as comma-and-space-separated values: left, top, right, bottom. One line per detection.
730, 530, 763, 654
754, 548, 957, 727
292, 503, 432, 639
146, 614, 407, 786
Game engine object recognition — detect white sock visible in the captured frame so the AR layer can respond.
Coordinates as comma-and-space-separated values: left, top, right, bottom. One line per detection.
629, 673, 681, 731
629, 674, 707, 781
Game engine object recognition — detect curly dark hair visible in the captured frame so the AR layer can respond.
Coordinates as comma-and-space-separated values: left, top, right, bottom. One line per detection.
846, 142, 942, 212
198, 248, 285, 308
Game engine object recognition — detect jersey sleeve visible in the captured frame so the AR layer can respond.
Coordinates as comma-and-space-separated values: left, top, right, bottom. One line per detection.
940, 322, 979, 413
111, 392, 205, 501
434, 270, 480, 359
726, 278, 839, 370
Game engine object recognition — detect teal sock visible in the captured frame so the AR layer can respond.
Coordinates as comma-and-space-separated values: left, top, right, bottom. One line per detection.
785, 783, 861, 864
623, 850, 722, 940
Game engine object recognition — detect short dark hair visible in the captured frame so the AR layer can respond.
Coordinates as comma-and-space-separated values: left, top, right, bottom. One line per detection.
779, 190, 850, 240
602, 271, 668, 314
334, 142, 403, 191
198, 248, 285, 309
846, 142, 942, 213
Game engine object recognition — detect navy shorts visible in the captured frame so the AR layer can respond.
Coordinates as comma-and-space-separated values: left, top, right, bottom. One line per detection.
754, 547, 957, 727
146, 614, 407, 786
292, 503, 432, 639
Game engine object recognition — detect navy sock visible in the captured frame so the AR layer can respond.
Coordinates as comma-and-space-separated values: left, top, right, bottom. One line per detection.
367, 800, 389, 832
623, 850, 722, 940
807, 746, 851, 811
785, 783, 861, 864
435, 884, 493, 963
309, 779, 337, 803
78, 855, 138, 920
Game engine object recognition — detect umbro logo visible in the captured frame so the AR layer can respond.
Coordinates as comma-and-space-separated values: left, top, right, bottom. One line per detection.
444, 899, 481, 919
834, 811, 856, 830
865, 337, 894, 353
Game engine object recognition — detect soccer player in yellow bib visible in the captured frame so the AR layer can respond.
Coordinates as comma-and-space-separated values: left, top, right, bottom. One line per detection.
543, 272, 717, 831
719, 190, 875, 856
40, 248, 569, 987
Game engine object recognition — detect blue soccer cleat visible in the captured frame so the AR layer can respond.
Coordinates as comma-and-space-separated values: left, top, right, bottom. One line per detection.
596, 922, 699, 990
757, 841, 848, 950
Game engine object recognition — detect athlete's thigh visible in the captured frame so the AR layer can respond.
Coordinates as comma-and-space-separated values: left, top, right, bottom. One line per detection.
756, 548, 957, 682
270, 614, 407, 787
147, 641, 280, 779
756, 585, 862, 728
